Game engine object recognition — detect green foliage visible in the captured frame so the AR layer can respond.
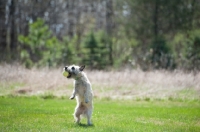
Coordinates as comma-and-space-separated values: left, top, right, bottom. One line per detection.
133, 36, 174, 70
120, 0, 200, 71
82, 31, 110, 69
171, 30, 200, 71
2, 0, 200, 71
16, 16, 200, 70
95, 31, 111, 68
18, 18, 75, 68
82, 32, 98, 68
18, 19, 111, 69
61, 36, 77, 64
186, 30, 200, 71
111, 30, 138, 69
149, 36, 172, 69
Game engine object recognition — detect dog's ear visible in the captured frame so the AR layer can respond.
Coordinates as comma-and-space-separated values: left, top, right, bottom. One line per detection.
79, 65, 85, 71
64, 66, 68, 71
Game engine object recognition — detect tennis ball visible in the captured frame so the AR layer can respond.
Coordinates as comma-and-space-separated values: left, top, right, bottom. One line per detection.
62, 71, 69, 77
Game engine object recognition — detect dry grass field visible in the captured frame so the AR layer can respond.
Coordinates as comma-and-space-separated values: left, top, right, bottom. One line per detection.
0, 64, 199, 100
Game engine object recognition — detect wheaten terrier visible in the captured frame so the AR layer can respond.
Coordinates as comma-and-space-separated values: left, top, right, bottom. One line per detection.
64, 65, 93, 125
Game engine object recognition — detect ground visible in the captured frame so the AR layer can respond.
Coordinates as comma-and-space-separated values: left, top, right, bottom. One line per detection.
0, 96, 199, 132
0, 65, 200, 131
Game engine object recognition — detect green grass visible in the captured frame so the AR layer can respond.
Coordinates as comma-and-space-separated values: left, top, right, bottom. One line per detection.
0, 96, 199, 132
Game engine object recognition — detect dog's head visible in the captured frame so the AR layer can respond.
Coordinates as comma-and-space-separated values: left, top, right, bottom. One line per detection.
64, 65, 85, 79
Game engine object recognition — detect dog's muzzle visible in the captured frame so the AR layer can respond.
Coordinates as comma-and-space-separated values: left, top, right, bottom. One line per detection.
64, 66, 72, 78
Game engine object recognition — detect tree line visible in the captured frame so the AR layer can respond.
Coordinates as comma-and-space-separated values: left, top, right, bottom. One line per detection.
0, 0, 200, 71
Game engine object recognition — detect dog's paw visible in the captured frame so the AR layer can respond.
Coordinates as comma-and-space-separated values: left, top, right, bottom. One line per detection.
85, 99, 89, 103
70, 96, 75, 100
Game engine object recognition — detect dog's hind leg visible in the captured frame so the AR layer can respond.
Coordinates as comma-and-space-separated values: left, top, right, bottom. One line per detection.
74, 107, 81, 124
86, 108, 93, 125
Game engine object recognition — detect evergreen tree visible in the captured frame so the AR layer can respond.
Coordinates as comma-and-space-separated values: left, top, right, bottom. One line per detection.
82, 31, 110, 69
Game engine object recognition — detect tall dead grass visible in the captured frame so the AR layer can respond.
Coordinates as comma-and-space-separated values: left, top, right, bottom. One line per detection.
0, 64, 199, 99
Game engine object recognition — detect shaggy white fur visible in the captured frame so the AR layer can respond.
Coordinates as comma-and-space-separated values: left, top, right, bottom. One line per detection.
64, 65, 93, 125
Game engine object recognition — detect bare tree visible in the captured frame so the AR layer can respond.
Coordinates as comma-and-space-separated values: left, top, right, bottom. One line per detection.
0, 0, 7, 51
8, 0, 16, 49
106, 0, 114, 65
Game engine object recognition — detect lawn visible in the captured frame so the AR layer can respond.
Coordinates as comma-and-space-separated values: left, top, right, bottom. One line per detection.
0, 96, 199, 132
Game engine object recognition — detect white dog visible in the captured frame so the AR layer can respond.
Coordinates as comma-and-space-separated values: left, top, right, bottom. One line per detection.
64, 65, 93, 125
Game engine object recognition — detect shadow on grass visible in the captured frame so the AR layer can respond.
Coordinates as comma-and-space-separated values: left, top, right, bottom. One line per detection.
74, 123, 95, 128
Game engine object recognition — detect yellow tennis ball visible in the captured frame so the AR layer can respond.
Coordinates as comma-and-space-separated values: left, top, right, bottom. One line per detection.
62, 71, 69, 77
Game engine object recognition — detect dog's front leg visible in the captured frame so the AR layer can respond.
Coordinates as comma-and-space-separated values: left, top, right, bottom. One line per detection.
84, 91, 89, 103
84, 84, 90, 103
70, 88, 76, 100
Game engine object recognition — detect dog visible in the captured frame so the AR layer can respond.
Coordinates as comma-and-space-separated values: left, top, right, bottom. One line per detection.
64, 65, 93, 125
